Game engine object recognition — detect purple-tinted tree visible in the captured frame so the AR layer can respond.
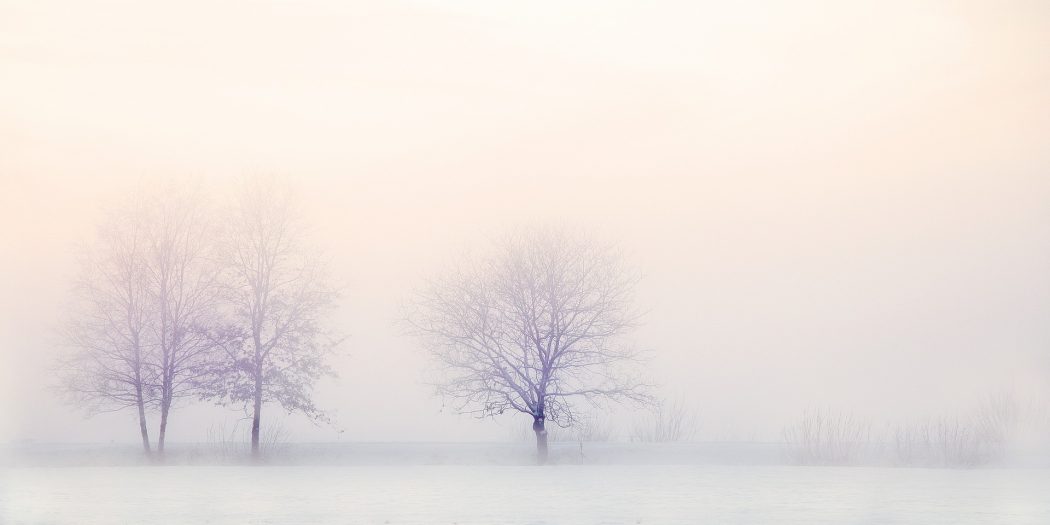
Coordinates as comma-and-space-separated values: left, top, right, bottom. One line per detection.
57, 199, 157, 454
58, 186, 225, 457
408, 228, 649, 464
211, 178, 338, 458
141, 185, 224, 454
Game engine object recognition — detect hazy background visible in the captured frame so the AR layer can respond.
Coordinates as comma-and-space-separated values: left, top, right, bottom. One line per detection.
2, 0, 1049, 444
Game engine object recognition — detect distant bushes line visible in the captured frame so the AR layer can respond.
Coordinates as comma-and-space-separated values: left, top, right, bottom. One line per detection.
782, 393, 1050, 467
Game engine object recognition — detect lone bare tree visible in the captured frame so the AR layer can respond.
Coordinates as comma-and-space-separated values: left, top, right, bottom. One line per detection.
58, 201, 157, 454
213, 178, 338, 458
408, 228, 649, 464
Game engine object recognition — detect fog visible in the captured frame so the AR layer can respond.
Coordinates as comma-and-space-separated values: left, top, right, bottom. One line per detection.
2, 0, 1050, 449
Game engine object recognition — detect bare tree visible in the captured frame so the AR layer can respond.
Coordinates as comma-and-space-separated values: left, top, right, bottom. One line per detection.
408, 228, 649, 464
57, 186, 225, 456
141, 185, 224, 454
57, 201, 157, 454
211, 178, 338, 458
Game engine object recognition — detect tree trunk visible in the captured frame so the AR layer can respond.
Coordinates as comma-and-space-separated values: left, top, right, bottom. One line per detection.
157, 397, 170, 456
533, 415, 548, 465
250, 373, 263, 459
135, 385, 151, 455
132, 340, 151, 456
157, 365, 174, 455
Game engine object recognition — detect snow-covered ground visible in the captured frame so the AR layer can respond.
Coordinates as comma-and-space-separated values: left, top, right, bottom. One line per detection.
3, 462, 1049, 524
0, 442, 792, 467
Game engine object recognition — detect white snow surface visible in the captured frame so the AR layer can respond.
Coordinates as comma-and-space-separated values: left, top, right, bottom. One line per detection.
3, 463, 1049, 524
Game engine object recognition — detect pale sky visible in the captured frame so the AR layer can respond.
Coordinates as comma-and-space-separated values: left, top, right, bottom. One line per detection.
2, 0, 1050, 443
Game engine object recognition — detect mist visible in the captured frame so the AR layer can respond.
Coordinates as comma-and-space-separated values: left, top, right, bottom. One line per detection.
2, 1, 1050, 523
4, 0, 1050, 447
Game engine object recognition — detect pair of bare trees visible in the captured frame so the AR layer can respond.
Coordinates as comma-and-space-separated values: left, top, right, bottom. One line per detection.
58, 180, 336, 458
58, 188, 220, 454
